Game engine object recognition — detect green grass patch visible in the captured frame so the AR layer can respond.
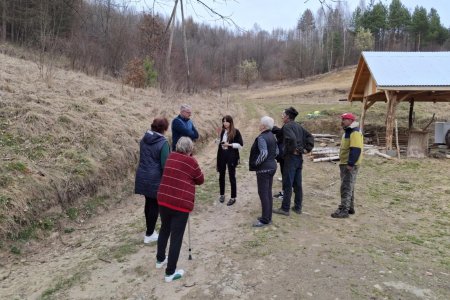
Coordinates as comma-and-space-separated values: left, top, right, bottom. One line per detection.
13, 224, 38, 241
39, 217, 55, 231
62, 150, 94, 176
395, 235, 425, 246
39, 271, 86, 300
440, 258, 450, 269
10, 245, 21, 255
64, 227, 75, 234
195, 171, 219, 206
66, 207, 79, 220
98, 239, 140, 263
83, 196, 108, 217
6, 161, 28, 173
242, 229, 275, 252
0, 132, 22, 148
0, 194, 11, 206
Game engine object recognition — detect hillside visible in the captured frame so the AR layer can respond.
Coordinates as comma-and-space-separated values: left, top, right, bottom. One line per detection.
0, 52, 233, 239
1, 52, 450, 300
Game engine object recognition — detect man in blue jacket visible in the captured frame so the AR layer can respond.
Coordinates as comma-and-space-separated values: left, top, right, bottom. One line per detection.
171, 104, 199, 151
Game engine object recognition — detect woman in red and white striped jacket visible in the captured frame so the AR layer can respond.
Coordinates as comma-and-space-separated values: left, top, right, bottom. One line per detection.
156, 137, 204, 282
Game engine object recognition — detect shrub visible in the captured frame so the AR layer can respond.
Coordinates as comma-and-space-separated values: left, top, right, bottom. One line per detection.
143, 57, 158, 87
123, 58, 145, 88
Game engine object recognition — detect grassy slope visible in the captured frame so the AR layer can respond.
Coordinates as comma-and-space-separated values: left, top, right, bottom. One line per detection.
0, 51, 232, 240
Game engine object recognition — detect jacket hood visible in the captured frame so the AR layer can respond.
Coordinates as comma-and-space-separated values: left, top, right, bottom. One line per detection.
345, 121, 360, 130
143, 130, 166, 145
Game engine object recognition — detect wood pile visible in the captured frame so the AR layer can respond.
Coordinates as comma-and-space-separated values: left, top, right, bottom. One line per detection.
310, 147, 340, 162
311, 143, 383, 163
312, 133, 338, 144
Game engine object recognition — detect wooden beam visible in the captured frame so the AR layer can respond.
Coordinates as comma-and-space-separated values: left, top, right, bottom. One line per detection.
365, 99, 377, 110
349, 58, 367, 101
360, 97, 368, 132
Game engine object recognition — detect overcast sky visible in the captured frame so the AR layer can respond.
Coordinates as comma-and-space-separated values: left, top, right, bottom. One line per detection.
137, 0, 450, 31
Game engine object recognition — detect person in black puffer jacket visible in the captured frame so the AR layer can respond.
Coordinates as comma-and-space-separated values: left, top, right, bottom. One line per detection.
135, 117, 170, 244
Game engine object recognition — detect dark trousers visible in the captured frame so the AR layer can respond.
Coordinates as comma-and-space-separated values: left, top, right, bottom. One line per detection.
257, 170, 276, 224
156, 206, 189, 276
279, 159, 284, 176
281, 155, 303, 211
144, 196, 159, 236
219, 162, 237, 198
340, 165, 359, 210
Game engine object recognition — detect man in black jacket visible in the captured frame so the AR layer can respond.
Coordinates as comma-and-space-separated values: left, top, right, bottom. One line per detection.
274, 107, 314, 216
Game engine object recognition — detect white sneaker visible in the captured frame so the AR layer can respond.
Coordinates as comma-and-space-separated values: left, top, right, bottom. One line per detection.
144, 231, 158, 244
165, 269, 185, 282
156, 257, 167, 269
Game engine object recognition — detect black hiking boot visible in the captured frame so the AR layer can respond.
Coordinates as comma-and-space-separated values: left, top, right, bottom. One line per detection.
348, 207, 355, 215
331, 208, 349, 218
273, 208, 290, 216
291, 207, 302, 214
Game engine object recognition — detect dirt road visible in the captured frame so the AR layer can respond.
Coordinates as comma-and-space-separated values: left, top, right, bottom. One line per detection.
1, 72, 449, 300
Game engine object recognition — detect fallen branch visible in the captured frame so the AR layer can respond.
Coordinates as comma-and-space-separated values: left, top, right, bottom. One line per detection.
312, 134, 338, 138
313, 156, 339, 162
421, 113, 435, 131
99, 257, 112, 263
374, 151, 395, 160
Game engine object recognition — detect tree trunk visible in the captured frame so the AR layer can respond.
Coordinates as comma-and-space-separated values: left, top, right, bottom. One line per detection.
163, 0, 179, 91
1, 0, 6, 42
180, 0, 191, 93
385, 91, 399, 150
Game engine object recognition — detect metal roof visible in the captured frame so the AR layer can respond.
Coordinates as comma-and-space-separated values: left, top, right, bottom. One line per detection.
362, 51, 450, 88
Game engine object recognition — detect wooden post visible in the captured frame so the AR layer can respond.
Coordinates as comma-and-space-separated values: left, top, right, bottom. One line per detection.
385, 91, 399, 150
395, 119, 400, 159
408, 99, 414, 129
360, 97, 368, 132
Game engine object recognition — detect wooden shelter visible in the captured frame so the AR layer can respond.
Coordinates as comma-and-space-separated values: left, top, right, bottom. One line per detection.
348, 52, 450, 153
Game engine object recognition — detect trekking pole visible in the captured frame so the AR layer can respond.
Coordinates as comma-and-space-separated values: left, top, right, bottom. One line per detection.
188, 216, 192, 260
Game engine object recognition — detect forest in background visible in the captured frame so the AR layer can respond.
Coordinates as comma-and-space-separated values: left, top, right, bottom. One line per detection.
1, 0, 449, 91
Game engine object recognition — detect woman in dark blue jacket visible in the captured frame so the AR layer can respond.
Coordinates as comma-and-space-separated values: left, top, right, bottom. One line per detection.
135, 118, 170, 244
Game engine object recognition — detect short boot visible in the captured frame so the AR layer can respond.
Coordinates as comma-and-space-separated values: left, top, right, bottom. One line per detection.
348, 207, 355, 215
331, 208, 349, 218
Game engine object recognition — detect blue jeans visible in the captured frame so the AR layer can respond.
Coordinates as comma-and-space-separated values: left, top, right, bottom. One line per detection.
281, 155, 303, 211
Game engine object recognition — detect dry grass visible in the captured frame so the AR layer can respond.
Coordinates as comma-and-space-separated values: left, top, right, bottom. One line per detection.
0, 52, 235, 239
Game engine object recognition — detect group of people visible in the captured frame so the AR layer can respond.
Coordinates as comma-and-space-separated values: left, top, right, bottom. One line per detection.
134, 103, 364, 282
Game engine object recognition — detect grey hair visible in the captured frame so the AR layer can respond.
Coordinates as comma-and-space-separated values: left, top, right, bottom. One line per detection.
176, 136, 194, 154
180, 104, 192, 112
260, 116, 274, 130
